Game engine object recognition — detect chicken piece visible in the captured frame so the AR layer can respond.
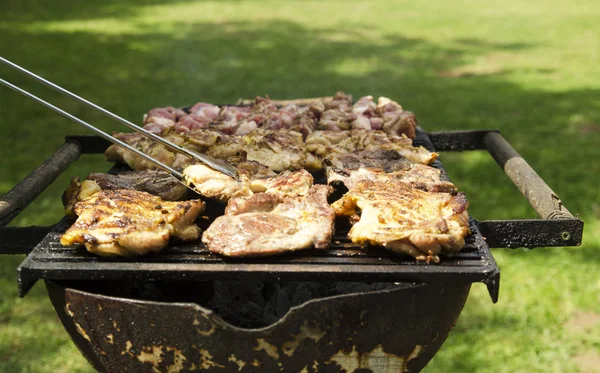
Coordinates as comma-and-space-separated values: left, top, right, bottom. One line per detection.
305, 130, 437, 165
61, 190, 205, 257
183, 161, 276, 202
325, 149, 413, 174
62, 170, 190, 216
376, 97, 417, 139
88, 170, 190, 200
332, 180, 470, 262
243, 129, 322, 172
142, 107, 187, 134
203, 184, 335, 257
325, 150, 456, 193
105, 132, 184, 171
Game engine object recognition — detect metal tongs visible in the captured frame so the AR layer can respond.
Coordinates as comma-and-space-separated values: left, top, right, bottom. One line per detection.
0, 56, 238, 183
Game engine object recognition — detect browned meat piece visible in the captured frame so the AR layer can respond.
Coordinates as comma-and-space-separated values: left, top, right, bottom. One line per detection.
305, 129, 437, 165
61, 190, 205, 257
376, 97, 417, 139
332, 179, 469, 262
243, 129, 322, 172
183, 161, 276, 202
87, 170, 190, 200
63, 170, 190, 215
325, 149, 413, 173
325, 149, 456, 193
203, 174, 335, 257
142, 107, 187, 134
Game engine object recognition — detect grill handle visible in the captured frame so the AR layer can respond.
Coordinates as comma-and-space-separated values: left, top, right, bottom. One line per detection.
428, 130, 583, 248
482, 131, 573, 220
0, 141, 81, 229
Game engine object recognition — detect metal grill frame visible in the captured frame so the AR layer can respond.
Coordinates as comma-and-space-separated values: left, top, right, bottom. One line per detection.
1, 123, 584, 303
13, 129, 502, 301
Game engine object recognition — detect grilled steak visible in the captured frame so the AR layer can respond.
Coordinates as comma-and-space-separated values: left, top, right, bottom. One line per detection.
332, 179, 469, 262
61, 190, 205, 257
202, 171, 335, 257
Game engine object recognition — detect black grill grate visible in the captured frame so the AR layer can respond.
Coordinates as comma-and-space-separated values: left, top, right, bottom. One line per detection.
16, 129, 500, 301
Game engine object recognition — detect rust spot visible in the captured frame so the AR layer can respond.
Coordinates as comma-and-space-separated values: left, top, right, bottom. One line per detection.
136, 345, 164, 369
251, 359, 261, 367
403, 345, 423, 372
113, 320, 120, 331
105, 334, 114, 344
195, 322, 216, 336
65, 303, 74, 317
254, 338, 280, 360
97, 304, 103, 311
282, 321, 326, 357
74, 322, 91, 342
166, 346, 187, 373
228, 354, 246, 371
328, 345, 406, 373
121, 340, 134, 357
198, 349, 225, 369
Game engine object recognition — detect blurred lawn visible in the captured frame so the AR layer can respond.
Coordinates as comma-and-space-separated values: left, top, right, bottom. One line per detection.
0, 0, 599, 372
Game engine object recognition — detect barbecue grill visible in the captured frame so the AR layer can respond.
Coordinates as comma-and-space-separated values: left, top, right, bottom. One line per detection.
0, 103, 583, 372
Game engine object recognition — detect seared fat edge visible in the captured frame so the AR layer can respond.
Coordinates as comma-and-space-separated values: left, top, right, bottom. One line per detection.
202, 171, 335, 257
331, 179, 470, 262
60, 189, 205, 257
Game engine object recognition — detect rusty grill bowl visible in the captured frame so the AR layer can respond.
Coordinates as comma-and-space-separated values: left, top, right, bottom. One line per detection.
47, 280, 470, 373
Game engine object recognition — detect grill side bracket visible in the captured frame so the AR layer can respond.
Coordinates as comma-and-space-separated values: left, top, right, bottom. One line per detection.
426, 129, 584, 249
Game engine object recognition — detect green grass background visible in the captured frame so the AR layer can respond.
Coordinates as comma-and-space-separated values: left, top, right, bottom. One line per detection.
0, 0, 599, 372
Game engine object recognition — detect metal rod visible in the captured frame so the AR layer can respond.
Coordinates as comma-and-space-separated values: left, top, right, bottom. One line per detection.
0, 142, 81, 227
0, 77, 184, 180
483, 131, 573, 220
0, 56, 237, 179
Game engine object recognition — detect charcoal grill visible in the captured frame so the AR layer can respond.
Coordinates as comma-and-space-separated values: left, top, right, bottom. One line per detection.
0, 118, 583, 372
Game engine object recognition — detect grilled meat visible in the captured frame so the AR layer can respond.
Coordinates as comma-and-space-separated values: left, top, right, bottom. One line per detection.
61, 190, 205, 257
142, 106, 187, 134
242, 129, 322, 172
325, 149, 456, 193
62, 169, 191, 217
332, 179, 469, 262
306, 129, 437, 165
203, 170, 335, 257
183, 161, 276, 202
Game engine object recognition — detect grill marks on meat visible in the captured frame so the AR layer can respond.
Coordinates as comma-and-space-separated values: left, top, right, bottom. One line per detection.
60, 190, 205, 257
202, 170, 335, 257
332, 180, 470, 262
